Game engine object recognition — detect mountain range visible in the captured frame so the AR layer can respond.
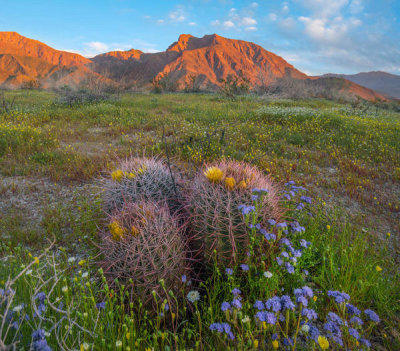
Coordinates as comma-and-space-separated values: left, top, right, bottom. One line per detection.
0, 31, 393, 101
322, 72, 400, 99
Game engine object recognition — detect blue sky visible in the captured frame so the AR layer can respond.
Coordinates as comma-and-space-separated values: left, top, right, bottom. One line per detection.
0, 0, 399, 75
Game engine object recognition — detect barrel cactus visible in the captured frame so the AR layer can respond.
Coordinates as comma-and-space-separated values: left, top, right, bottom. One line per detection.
101, 157, 182, 214
99, 200, 190, 310
185, 159, 282, 267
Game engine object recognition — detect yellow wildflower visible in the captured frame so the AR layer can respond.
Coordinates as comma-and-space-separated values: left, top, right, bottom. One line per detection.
33, 257, 39, 265
326, 225, 331, 230
204, 166, 224, 183
225, 177, 236, 190
109, 221, 126, 241
238, 180, 247, 189
272, 340, 279, 349
111, 169, 124, 182
253, 339, 259, 348
376, 266, 382, 272
318, 336, 329, 350
78, 259, 86, 266
386, 232, 391, 238
313, 296, 317, 302
131, 225, 139, 237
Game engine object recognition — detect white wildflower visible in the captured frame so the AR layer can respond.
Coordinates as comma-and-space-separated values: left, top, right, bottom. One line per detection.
13, 304, 24, 313
187, 290, 200, 303
264, 271, 273, 278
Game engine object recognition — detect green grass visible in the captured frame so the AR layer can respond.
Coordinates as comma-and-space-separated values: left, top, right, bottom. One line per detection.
0, 90, 399, 350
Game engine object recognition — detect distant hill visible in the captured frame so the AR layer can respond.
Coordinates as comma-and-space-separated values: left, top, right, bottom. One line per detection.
322, 71, 400, 99
0, 31, 387, 101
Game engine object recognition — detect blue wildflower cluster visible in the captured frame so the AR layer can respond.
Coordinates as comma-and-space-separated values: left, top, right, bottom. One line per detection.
32, 329, 52, 351
209, 322, 235, 340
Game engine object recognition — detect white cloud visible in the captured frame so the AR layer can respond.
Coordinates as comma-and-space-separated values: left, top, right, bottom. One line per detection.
349, 0, 364, 14
245, 26, 257, 31
189, 22, 197, 26
250, 2, 259, 8
169, 9, 186, 22
241, 17, 257, 26
279, 17, 297, 31
223, 20, 235, 28
299, 0, 349, 19
268, 13, 278, 21
282, 2, 289, 14
141, 48, 161, 53
211, 20, 221, 26
157, 19, 165, 24
85, 41, 109, 53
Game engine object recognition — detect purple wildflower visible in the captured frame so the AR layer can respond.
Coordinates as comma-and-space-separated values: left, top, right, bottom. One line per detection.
232, 298, 242, 309
348, 328, 360, 340
253, 300, 265, 310
364, 309, 380, 323
327, 291, 350, 304
221, 302, 231, 312
225, 268, 233, 275
350, 316, 363, 326
231, 288, 241, 296
281, 295, 295, 310
96, 302, 106, 310
265, 296, 281, 312
240, 264, 249, 271
302, 308, 318, 320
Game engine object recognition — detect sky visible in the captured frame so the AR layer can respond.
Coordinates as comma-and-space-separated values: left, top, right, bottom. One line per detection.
0, 0, 399, 75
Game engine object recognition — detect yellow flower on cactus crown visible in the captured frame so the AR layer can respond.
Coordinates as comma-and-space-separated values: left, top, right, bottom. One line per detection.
204, 166, 224, 183
318, 336, 329, 350
238, 180, 247, 189
111, 169, 124, 182
131, 225, 139, 237
225, 177, 236, 190
109, 221, 126, 241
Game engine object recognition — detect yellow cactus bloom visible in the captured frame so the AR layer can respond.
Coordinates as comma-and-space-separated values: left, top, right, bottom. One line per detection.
225, 177, 236, 190
131, 225, 139, 237
204, 166, 224, 183
111, 169, 124, 182
376, 266, 382, 272
137, 166, 147, 175
126, 172, 136, 179
272, 340, 279, 349
109, 221, 126, 241
238, 180, 247, 189
318, 336, 329, 350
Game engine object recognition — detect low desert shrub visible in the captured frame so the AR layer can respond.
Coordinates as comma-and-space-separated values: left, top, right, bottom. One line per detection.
185, 159, 283, 267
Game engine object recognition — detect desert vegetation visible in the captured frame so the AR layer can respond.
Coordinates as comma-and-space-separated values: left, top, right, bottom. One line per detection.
0, 89, 399, 350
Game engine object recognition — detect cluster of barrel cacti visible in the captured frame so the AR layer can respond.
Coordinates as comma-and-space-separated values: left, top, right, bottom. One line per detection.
99, 156, 282, 310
